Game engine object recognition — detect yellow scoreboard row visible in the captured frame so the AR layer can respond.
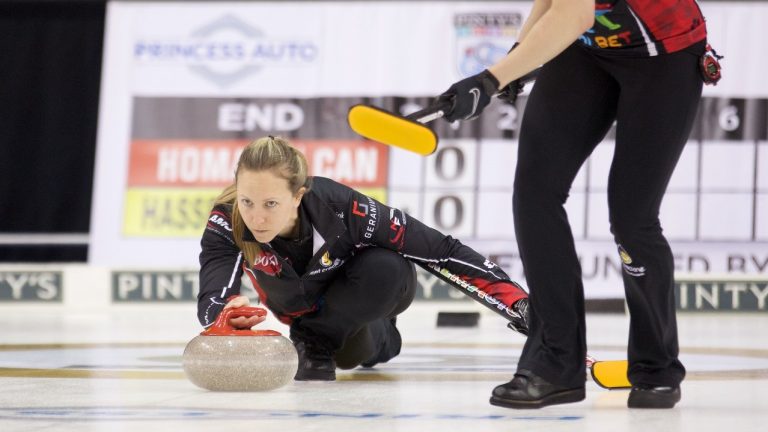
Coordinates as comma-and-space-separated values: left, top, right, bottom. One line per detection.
122, 188, 387, 237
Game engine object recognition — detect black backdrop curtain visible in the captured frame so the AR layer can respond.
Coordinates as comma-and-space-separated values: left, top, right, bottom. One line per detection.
0, 1, 105, 261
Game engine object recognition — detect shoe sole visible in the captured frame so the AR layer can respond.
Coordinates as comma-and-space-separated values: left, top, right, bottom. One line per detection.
294, 371, 336, 381
489, 388, 586, 409
627, 392, 680, 409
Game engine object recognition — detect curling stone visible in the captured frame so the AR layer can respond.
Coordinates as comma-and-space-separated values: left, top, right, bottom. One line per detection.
183, 306, 298, 391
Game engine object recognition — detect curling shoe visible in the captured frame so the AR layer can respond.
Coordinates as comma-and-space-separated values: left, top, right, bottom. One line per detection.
627, 385, 681, 409
490, 369, 585, 409
293, 340, 336, 381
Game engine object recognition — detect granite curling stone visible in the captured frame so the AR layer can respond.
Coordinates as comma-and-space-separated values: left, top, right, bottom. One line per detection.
183, 306, 298, 391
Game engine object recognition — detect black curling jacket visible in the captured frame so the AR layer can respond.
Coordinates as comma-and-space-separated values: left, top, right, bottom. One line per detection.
197, 176, 527, 327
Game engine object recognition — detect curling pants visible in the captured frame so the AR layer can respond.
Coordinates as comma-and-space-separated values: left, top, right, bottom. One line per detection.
514, 42, 704, 388
292, 248, 416, 368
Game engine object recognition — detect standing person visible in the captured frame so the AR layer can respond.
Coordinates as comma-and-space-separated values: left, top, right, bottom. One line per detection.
197, 135, 530, 381
437, 0, 714, 409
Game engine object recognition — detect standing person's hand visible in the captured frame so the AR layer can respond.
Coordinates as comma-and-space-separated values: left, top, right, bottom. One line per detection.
438, 69, 500, 122
223, 295, 265, 329
497, 42, 524, 105
497, 78, 525, 105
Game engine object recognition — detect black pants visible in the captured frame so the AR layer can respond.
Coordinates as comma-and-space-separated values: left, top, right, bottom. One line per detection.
293, 248, 416, 368
514, 42, 704, 388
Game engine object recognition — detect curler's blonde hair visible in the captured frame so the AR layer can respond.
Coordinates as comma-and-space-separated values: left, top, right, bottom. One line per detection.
213, 136, 310, 265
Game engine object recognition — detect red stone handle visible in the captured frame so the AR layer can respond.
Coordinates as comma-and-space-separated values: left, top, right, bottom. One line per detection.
202, 306, 281, 336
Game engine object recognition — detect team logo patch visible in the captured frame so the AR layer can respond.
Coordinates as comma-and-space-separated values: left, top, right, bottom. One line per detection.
309, 254, 345, 276
320, 251, 333, 267
618, 246, 633, 265
617, 244, 645, 277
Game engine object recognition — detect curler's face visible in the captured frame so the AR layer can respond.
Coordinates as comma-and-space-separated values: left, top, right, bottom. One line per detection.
236, 169, 303, 243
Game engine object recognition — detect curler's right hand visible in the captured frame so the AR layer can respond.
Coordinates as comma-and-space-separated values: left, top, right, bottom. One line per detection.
223, 295, 265, 329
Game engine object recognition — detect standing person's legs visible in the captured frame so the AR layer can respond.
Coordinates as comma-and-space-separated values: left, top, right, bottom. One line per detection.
606, 43, 704, 408
492, 44, 619, 408
292, 248, 416, 380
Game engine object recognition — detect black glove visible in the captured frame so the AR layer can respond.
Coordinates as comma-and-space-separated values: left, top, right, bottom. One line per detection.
497, 79, 524, 105
497, 42, 523, 105
438, 69, 500, 122
506, 298, 529, 336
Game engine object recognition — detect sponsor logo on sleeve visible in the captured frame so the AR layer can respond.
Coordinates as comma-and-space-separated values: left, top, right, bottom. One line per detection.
353, 197, 379, 240
388, 208, 405, 247
352, 200, 368, 217
208, 212, 232, 232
